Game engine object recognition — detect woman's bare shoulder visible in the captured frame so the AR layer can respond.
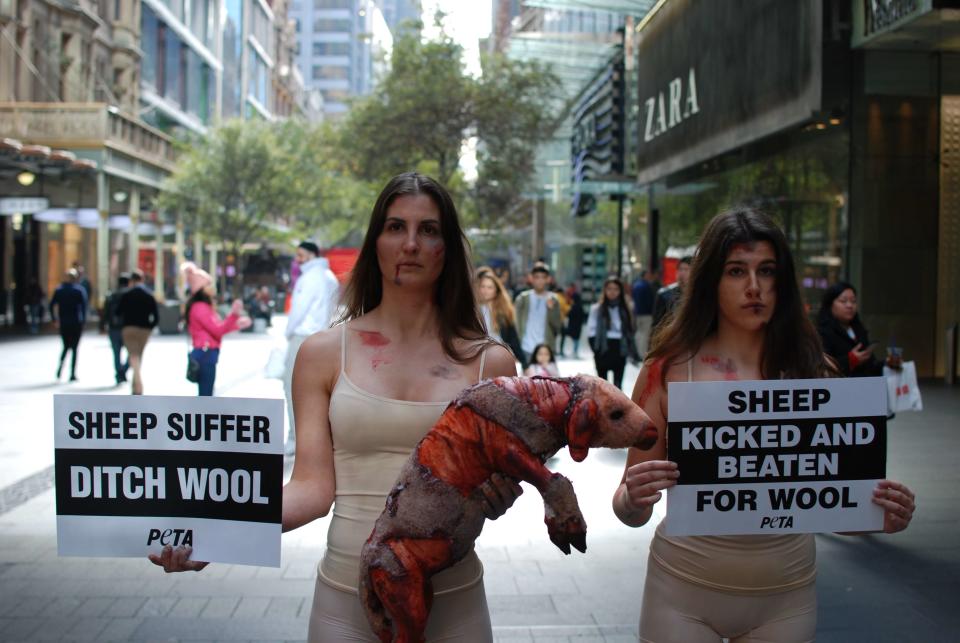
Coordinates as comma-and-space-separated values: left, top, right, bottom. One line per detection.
482, 342, 519, 378
297, 325, 343, 367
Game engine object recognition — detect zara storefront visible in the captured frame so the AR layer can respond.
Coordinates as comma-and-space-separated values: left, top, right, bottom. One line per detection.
631, 0, 960, 378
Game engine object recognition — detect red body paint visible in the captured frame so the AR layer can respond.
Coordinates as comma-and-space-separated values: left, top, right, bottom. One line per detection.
358, 331, 390, 347
638, 359, 663, 407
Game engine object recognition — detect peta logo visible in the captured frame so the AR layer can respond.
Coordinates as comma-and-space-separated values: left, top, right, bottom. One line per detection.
146, 528, 194, 547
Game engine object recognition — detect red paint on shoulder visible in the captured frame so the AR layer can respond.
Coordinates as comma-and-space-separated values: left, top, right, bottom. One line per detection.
701, 355, 719, 364
357, 330, 390, 347
638, 359, 663, 406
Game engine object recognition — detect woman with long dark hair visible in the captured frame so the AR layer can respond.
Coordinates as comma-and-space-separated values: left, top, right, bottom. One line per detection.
476, 268, 523, 361
611, 208, 915, 642
587, 276, 639, 389
816, 281, 895, 376
153, 173, 519, 642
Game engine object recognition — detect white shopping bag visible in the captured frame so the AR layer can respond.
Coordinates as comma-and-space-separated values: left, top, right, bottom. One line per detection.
264, 344, 288, 379
884, 360, 923, 413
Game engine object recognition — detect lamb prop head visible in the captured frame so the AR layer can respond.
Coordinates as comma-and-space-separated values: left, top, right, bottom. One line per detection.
359, 375, 658, 643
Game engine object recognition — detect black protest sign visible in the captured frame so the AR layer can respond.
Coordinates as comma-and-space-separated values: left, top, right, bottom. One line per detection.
54, 395, 284, 566
665, 378, 886, 536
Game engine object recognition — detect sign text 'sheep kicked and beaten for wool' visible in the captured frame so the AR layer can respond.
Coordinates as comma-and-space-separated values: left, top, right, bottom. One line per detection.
53, 395, 284, 567
665, 378, 887, 536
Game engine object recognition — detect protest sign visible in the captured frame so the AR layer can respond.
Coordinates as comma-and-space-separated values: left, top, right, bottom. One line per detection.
54, 395, 284, 566
665, 377, 886, 536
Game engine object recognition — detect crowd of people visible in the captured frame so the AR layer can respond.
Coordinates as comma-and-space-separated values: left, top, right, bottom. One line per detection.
142, 173, 915, 643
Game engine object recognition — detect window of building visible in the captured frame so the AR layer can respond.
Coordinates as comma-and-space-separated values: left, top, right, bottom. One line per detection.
313, 17, 351, 32
141, 6, 159, 89
312, 41, 349, 56
315, 0, 352, 8
311, 64, 349, 80
321, 88, 349, 102
163, 26, 182, 104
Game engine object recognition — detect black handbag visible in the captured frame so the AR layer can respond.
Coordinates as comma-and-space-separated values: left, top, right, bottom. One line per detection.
186, 353, 201, 383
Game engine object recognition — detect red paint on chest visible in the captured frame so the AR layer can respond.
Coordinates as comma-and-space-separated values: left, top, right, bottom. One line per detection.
358, 331, 390, 347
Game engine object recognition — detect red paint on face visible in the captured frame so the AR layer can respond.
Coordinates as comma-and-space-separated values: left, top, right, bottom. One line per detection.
358, 331, 390, 347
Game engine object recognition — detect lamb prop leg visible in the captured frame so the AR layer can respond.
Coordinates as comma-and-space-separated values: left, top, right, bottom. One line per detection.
360, 375, 658, 643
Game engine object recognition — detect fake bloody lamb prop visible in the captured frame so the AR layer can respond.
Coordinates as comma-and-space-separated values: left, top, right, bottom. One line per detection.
359, 375, 658, 643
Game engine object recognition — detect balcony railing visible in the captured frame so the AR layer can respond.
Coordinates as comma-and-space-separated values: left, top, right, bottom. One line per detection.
0, 102, 176, 172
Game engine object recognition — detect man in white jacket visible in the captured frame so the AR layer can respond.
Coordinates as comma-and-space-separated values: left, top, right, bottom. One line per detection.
284, 240, 340, 455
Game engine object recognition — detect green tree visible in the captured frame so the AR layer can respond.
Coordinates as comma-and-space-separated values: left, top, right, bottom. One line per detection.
342, 29, 559, 227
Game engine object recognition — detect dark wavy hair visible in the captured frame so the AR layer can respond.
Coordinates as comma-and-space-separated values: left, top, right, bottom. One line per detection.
817, 281, 869, 337
648, 207, 830, 382
339, 172, 489, 362
600, 275, 634, 333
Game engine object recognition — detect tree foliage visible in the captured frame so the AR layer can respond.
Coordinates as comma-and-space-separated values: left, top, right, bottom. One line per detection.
342, 30, 560, 227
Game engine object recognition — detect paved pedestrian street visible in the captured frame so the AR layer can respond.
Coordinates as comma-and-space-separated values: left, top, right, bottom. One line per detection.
0, 322, 957, 641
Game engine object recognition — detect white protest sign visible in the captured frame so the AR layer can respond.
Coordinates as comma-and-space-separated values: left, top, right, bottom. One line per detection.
665, 377, 886, 536
54, 395, 284, 566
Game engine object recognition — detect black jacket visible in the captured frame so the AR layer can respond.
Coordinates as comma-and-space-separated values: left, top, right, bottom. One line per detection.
117, 285, 159, 329
817, 317, 882, 377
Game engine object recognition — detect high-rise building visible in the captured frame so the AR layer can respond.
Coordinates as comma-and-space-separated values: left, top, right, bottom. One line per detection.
289, 0, 394, 118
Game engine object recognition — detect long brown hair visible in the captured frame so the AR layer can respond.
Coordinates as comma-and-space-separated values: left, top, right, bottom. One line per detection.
476, 269, 516, 332
599, 275, 634, 333
648, 207, 829, 382
339, 172, 490, 363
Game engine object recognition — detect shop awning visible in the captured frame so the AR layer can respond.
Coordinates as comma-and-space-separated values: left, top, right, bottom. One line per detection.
522, 0, 657, 13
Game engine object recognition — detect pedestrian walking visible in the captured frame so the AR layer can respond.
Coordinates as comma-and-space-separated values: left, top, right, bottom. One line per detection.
514, 263, 563, 368
116, 270, 158, 395
26, 278, 45, 334
651, 255, 691, 335
476, 267, 522, 362
630, 268, 655, 358
613, 208, 915, 642
50, 269, 87, 381
182, 262, 251, 396
100, 273, 130, 384
150, 172, 520, 642
283, 240, 340, 456
586, 276, 639, 390
560, 282, 585, 357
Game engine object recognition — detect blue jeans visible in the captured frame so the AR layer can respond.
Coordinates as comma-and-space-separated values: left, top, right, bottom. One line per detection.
108, 329, 129, 381
192, 348, 220, 396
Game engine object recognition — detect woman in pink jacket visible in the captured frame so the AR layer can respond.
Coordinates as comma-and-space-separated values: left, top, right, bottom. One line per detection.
181, 262, 251, 396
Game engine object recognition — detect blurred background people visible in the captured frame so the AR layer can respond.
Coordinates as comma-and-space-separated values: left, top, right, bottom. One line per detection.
817, 281, 901, 376
523, 342, 560, 377
26, 278, 45, 334
284, 240, 340, 455
652, 256, 692, 332
587, 276, 639, 390
476, 268, 522, 362
50, 268, 87, 381
514, 263, 562, 368
560, 282, 585, 358
183, 262, 251, 396
117, 270, 158, 395
631, 268, 655, 359
100, 273, 131, 385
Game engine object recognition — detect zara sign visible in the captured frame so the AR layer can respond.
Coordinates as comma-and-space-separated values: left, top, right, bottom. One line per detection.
634, 0, 822, 184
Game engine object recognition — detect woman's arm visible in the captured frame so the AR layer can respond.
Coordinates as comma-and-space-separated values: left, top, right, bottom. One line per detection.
282, 329, 339, 531
190, 301, 240, 342
612, 360, 678, 528
149, 328, 340, 572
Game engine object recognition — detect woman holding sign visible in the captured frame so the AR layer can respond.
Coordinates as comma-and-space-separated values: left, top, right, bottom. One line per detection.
152, 173, 519, 641
612, 208, 915, 642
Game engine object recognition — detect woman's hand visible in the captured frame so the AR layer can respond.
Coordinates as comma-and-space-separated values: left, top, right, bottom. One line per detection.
236, 316, 253, 330
851, 342, 874, 363
148, 545, 209, 572
478, 473, 523, 520
873, 480, 915, 534
230, 299, 245, 316
622, 460, 679, 510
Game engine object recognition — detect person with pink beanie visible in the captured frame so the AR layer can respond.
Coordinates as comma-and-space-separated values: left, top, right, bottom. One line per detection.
181, 262, 251, 396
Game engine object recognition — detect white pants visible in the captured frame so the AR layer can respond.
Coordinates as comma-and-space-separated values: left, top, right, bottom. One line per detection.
283, 333, 309, 443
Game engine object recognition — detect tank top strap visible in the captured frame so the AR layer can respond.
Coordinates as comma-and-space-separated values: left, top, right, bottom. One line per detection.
478, 346, 487, 382
340, 323, 347, 375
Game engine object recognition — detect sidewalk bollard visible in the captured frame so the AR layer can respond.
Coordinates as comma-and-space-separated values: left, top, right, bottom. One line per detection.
947, 322, 958, 387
